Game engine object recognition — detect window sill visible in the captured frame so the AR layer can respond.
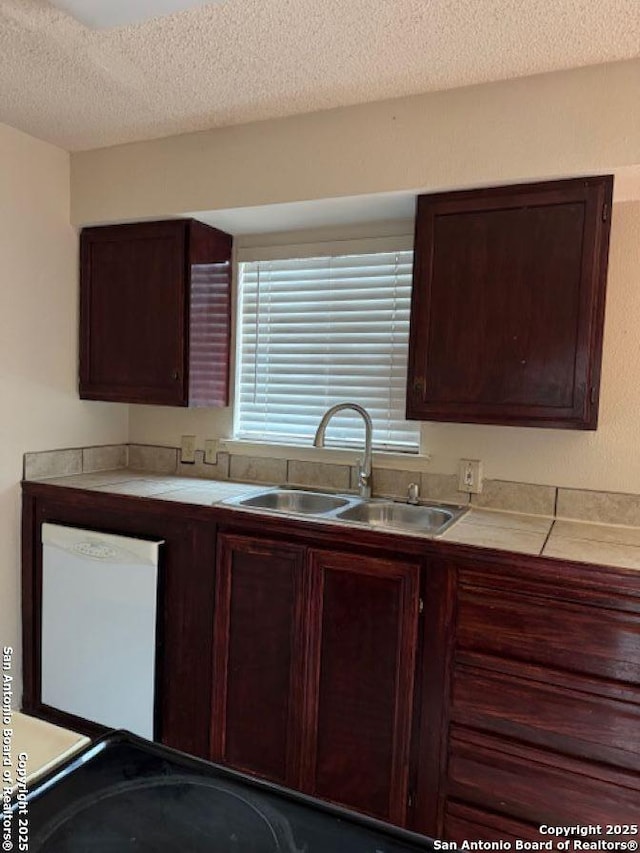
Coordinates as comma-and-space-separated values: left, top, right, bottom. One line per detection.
218, 439, 431, 472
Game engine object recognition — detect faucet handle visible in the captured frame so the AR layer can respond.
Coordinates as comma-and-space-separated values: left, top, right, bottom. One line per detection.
407, 482, 420, 505
357, 464, 372, 499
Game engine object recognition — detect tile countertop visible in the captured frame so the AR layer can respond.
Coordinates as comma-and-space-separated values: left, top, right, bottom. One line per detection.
28, 470, 264, 504
6, 711, 90, 793
25, 469, 640, 572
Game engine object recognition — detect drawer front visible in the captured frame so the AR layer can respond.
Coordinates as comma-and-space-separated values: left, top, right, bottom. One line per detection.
452, 663, 640, 771
457, 586, 640, 683
448, 728, 640, 829
445, 801, 541, 843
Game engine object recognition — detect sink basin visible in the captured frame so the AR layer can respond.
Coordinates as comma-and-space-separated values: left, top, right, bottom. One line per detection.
233, 489, 352, 515
224, 487, 466, 535
335, 501, 464, 535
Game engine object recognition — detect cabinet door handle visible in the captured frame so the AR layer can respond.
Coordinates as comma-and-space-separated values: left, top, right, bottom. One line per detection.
171, 369, 180, 381
413, 377, 426, 395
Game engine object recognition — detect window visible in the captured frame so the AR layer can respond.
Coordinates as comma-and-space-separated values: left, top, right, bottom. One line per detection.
235, 241, 419, 452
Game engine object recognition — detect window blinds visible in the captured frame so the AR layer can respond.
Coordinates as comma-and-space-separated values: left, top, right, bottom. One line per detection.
235, 250, 420, 452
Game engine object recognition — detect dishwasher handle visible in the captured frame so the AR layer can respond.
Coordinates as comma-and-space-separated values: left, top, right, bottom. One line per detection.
42, 523, 164, 567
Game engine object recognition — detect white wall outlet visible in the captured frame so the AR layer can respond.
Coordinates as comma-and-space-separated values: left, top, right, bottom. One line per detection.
458, 459, 483, 494
204, 439, 219, 465
180, 435, 197, 464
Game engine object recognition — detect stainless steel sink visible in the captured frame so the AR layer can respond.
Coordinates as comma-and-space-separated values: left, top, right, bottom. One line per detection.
335, 501, 465, 535
224, 487, 466, 536
230, 488, 353, 515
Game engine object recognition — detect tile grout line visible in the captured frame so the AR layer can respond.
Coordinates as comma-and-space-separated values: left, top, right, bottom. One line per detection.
537, 487, 559, 555
540, 519, 556, 555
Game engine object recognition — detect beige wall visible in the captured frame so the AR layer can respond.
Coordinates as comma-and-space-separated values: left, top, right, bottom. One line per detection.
0, 122, 128, 703
71, 58, 640, 225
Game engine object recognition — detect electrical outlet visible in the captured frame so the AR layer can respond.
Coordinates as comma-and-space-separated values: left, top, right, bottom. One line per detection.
180, 435, 197, 464
458, 459, 483, 494
204, 439, 219, 465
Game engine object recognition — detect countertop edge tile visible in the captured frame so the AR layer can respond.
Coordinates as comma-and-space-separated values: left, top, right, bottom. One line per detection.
551, 518, 640, 547
543, 533, 640, 571
462, 507, 553, 534
440, 521, 548, 556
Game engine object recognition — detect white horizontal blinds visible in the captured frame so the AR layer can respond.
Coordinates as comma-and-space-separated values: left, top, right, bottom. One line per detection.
236, 250, 419, 451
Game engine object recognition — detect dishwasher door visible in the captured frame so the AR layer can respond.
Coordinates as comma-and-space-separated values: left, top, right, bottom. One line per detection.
41, 523, 163, 740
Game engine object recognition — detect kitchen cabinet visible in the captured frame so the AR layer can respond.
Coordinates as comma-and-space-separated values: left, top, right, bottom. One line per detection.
211, 529, 421, 824
302, 548, 420, 823
79, 218, 232, 406
210, 533, 307, 788
412, 554, 640, 839
21, 482, 640, 838
407, 176, 613, 429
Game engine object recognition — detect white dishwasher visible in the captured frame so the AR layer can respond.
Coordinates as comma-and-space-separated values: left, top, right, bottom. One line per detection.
41, 523, 163, 740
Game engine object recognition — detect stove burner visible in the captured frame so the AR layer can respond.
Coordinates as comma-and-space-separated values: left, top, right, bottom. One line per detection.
32, 775, 302, 852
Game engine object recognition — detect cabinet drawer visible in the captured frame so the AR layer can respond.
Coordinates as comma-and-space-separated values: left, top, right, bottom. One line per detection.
452, 663, 640, 771
457, 586, 640, 683
448, 728, 640, 828
445, 801, 541, 843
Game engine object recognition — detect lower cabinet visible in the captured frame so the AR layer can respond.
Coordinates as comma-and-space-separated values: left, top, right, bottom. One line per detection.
22, 484, 640, 839
210, 534, 306, 787
414, 557, 640, 840
303, 548, 420, 824
211, 531, 421, 824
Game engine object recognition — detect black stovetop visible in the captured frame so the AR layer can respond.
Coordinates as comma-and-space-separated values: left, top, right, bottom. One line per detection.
4, 731, 435, 852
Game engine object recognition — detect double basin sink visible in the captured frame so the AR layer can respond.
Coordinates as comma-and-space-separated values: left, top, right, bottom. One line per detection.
224, 487, 467, 536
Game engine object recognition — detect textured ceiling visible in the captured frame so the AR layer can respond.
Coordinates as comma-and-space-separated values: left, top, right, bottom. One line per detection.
1, 0, 639, 151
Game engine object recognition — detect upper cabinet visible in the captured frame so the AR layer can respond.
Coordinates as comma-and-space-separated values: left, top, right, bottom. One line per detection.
79, 219, 232, 407
406, 176, 613, 429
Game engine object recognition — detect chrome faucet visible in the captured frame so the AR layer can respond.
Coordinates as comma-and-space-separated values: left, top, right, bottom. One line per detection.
313, 403, 373, 498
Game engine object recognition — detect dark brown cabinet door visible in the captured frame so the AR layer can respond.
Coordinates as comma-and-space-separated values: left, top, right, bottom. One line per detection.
301, 548, 421, 825
210, 533, 307, 787
80, 219, 231, 406
211, 533, 422, 821
407, 176, 613, 429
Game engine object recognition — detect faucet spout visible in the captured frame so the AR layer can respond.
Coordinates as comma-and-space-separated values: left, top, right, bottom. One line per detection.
313, 403, 373, 498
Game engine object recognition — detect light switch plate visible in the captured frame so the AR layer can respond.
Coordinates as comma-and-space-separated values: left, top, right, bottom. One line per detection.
458, 459, 483, 494
180, 435, 197, 464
